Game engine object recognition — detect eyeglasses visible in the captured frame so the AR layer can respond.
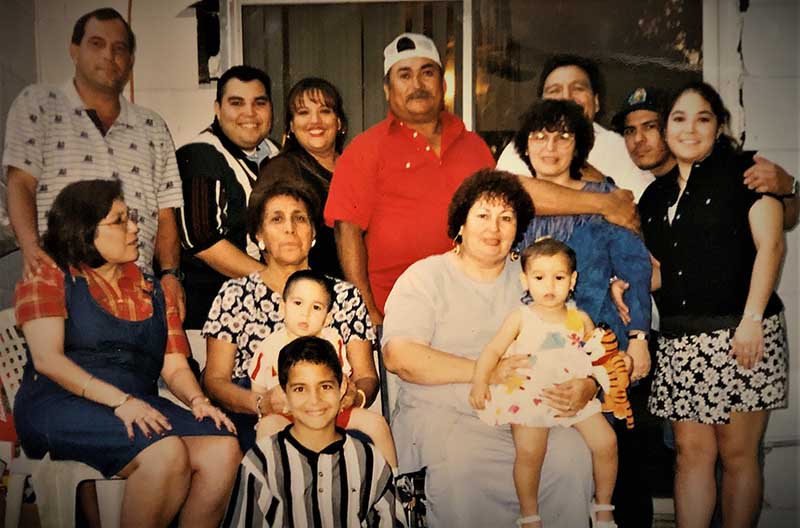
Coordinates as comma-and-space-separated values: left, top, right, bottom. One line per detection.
528, 130, 576, 149
98, 209, 138, 228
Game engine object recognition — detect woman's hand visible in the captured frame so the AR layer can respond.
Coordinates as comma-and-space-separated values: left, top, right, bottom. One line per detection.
731, 319, 764, 370
191, 398, 237, 433
114, 397, 172, 440
627, 339, 650, 381
469, 381, 491, 410
541, 377, 597, 417
260, 385, 289, 415
339, 374, 358, 410
488, 355, 529, 385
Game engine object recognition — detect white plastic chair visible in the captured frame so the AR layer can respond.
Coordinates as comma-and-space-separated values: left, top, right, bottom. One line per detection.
0, 307, 125, 527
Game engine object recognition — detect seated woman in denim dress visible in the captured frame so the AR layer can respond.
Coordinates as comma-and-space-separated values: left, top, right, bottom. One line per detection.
13, 179, 240, 527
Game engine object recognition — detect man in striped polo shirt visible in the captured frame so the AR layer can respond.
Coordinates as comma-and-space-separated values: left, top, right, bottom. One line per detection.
2, 7, 184, 311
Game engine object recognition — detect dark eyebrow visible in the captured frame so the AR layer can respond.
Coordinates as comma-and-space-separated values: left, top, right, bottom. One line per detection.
226, 96, 244, 102
254, 96, 270, 103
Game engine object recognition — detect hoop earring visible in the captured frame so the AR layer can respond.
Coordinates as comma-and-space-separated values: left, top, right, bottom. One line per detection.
452, 226, 463, 255
510, 249, 520, 262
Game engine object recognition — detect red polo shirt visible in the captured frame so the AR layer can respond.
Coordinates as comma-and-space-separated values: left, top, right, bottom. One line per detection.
325, 111, 495, 313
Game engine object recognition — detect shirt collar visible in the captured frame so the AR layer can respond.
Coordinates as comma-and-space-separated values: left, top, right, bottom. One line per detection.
70, 261, 151, 290
384, 110, 466, 153
280, 425, 348, 459
61, 79, 134, 128
210, 118, 269, 167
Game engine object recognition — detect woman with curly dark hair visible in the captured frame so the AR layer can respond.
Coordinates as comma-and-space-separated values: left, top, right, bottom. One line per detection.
381, 168, 597, 527
515, 99, 652, 384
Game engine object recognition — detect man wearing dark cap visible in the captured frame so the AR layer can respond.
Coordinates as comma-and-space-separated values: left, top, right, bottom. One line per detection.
609, 85, 798, 528
613, 86, 797, 228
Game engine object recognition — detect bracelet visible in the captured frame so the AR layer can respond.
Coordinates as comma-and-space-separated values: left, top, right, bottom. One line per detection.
743, 310, 762, 322
79, 374, 95, 398
356, 388, 367, 409
159, 268, 185, 281
190, 394, 210, 407
255, 394, 264, 420
112, 393, 132, 409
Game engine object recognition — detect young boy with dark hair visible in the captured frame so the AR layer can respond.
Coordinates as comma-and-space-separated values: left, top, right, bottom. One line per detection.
248, 270, 397, 468
224, 336, 403, 527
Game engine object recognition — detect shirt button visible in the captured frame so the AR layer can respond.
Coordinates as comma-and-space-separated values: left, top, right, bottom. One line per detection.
673, 242, 678, 248
318, 472, 323, 477
681, 300, 687, 306
405, 162, 411, 169
425, 145, 430, 151
318, 488, 324, 493
675, 214, 681, 220
705, 198, 711, 205
412, 131, 418, 138
677, 270, 683, 276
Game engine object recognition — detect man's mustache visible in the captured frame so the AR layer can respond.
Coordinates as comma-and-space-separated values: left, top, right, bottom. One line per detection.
406, 90, 433, 101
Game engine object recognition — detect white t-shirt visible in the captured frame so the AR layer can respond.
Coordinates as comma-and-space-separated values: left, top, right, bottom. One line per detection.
496, 122, 654, 202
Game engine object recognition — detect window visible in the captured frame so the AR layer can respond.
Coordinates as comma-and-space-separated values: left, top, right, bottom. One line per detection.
473, 0, 703, 156
240, 1, 461, 142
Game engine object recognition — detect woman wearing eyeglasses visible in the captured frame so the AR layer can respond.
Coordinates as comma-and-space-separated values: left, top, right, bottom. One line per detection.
510, 99, 652, 383
13, 180, 240, 528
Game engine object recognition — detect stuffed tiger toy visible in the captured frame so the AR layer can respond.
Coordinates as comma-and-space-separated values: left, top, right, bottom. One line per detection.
583, 323, 634, 429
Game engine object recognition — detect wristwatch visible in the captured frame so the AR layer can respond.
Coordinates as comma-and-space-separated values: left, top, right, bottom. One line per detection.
159, 268, 185, 281
780, 176, 798, 199
628, 331, 649, 341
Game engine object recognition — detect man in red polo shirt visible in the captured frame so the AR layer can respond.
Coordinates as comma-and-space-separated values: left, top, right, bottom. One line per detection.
325, 32, 494, 324
326, 33, 640, 326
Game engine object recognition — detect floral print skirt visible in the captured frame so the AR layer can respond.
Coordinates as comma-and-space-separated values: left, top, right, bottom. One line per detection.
649, 312, 788, 424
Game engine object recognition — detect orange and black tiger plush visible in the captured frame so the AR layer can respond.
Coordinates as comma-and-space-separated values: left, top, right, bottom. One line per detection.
585, 323, 634, 429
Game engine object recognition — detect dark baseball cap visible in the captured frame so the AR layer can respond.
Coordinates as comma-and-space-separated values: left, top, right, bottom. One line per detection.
611, 87, 667, 133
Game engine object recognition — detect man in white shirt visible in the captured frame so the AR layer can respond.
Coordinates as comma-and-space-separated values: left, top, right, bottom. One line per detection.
497, 54, 654, 201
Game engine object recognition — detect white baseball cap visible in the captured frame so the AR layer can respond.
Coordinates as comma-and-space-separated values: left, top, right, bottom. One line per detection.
383, 32, 442, 76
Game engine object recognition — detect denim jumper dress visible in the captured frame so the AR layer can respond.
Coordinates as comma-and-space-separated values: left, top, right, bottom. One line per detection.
14, 270, 231, 477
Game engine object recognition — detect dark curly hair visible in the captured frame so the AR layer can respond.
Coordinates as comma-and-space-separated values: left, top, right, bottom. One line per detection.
246, 178, 320, 242
447, 169, 534, 247
283, 77, 348, 154
513, 99, 594, 180
278, 336, 343, 389
42, 179, 124, 269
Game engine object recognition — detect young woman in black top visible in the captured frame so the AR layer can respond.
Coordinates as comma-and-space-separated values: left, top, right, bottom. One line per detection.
639, 82, 788, 528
